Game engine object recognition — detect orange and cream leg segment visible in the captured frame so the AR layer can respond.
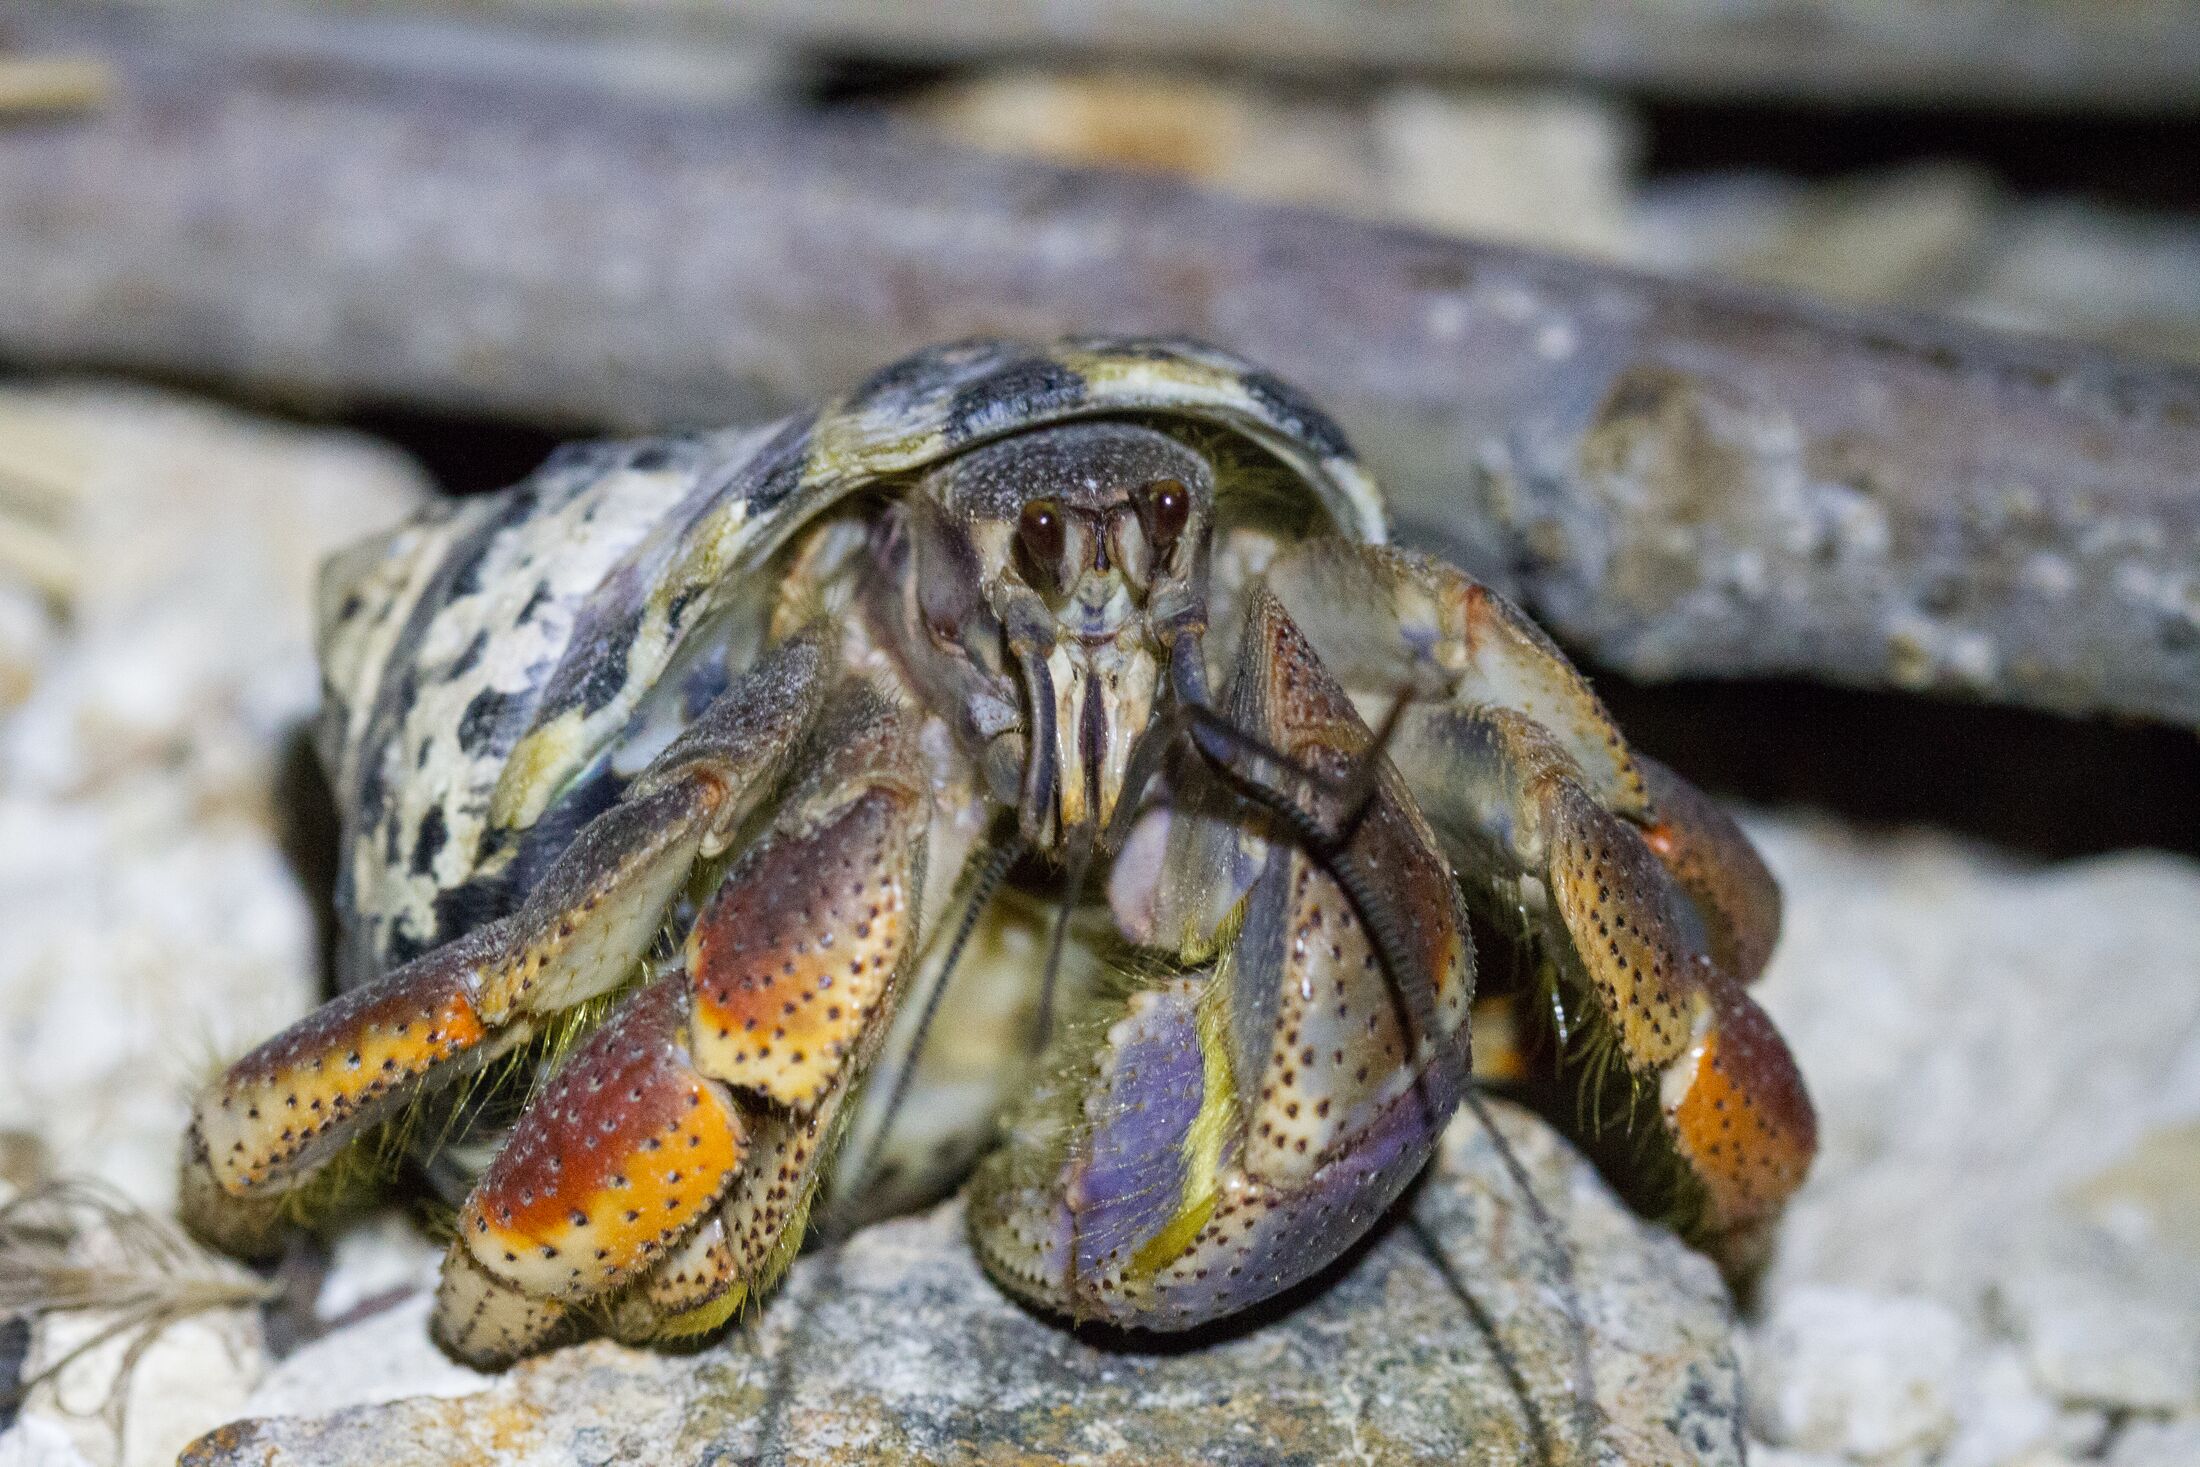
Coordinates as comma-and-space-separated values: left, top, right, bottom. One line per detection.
1263, 540, 1780, 983
607, 1082, 855, 1345
434, 973, 748, 1361
180, 633, 834, 1253
432, 682, 930, 1366
1658, 982, 1817, 1272
1260, 538, 1652, 820
1636, 755, 1782, 983
1388, 703, 1815, 1275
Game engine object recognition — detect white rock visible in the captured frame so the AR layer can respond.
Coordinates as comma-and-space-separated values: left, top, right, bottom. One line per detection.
1631, 165, 1996, 308
2049, 1409, 2115, 1459
244, 1294, 491, 1422
1744, 819, 2200, 1441
0, 587, 51, 715
0, 384, 430, 1210
906, 69, 1382, 220
313, 1213, 447, 1325
1746, 1284, 1968, 1461
1745, 1449, 1846, 1467
0, 384, 425, 801
2107, 1419, 2200, 1467
1940, 1346, 2062, 1467
0, 383, 428, 1467
19, 1306, 264, 1467
0, 1417, 97, 1467
1371, 86, 1635, 257
1957, 202, 2200, 364
8, 1194, 273, 1467
904, 72, 1638, 261
1627, 169, 2200, 365
2002, 1267, 2200, 1413
0, 811, 321, 1209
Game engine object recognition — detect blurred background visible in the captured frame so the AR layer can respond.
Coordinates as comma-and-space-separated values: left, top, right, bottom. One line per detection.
1, 4, 2197, 1465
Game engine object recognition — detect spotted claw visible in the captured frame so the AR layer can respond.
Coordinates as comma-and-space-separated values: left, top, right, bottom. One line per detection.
972, 593, 1474, 1326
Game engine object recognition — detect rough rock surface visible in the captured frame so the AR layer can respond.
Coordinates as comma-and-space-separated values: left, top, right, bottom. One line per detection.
0, 383, 429, 1467
0, 383, 429, 1208
180, 1107, 1744, 1467
1740, 820, 2200, 1465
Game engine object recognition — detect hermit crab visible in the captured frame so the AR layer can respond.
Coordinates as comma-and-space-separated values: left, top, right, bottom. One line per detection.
179, 336, 1815, 1367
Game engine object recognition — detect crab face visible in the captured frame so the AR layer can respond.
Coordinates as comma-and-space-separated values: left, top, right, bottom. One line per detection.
179, 337, 1815, 1368
907, 420, 1215, 846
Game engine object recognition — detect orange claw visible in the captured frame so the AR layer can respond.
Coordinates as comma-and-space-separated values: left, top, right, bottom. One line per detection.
687, 785, 922, 1109
1637, 756, 1783, 983
458, 976, 746, 1300
1543, 762, 1815, 1275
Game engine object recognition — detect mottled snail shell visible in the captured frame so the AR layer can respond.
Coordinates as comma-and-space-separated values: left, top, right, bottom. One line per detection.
316, 337, 1386, 988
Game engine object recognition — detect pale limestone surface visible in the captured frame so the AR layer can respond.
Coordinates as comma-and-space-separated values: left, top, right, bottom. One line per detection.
1741, 819, 2200, 1464
242, 1294, 489, 1423
22, 1305, 262, 1467
2107, 1419, 2200, 1467
0, 384, 429, 1467
0, 1417, 92, 1467
0, 384, 429, 1210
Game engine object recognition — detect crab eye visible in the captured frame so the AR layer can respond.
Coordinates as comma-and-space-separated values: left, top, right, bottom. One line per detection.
1016, 500, 1067, 594
1143, 478, 1192, 560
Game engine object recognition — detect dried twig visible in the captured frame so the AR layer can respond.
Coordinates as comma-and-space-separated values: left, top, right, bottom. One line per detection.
57, 0, 2200, 108
0, 43, 2194, 724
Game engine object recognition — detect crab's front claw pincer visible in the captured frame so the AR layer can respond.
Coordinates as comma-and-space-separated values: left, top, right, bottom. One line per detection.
177, 775, 722, 1254
177, 633, 836, 1263
971, 592, 1475, 1328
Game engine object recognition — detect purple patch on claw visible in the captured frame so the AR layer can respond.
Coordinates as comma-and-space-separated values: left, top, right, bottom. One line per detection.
1135, 1044, 1464, 1327
1064, 981, 1206, 1289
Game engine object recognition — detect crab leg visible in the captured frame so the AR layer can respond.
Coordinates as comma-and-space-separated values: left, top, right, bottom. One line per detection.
971, 590, 1475, 1327
432, 682, 932, 1365
1264, 539, 1812, 1273
1262, 538, 1783, 980
1635, 755, 1782, 983
180, 631, 833, 1252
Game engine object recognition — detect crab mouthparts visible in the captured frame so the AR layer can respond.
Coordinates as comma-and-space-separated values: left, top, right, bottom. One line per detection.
1046, 639, 1159, 841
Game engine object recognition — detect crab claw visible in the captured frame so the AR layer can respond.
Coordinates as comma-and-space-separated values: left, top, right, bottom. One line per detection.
971, 592, 1474, 1326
